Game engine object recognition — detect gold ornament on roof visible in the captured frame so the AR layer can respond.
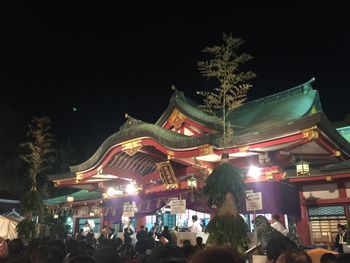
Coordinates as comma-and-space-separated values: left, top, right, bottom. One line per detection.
122, 139, 143, 156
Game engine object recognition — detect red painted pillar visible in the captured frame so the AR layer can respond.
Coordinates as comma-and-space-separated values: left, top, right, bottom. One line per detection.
296, 190, 311, 245
338, 181, 349, 219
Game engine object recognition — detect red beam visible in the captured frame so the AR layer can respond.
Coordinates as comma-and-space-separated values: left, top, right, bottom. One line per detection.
287, 172, 350, 183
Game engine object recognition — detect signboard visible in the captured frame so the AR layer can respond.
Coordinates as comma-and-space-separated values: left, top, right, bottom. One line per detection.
246, 191, 263, 211
156, 161, 178, 189
170, 199, 186, 214
123, 202, 135, 217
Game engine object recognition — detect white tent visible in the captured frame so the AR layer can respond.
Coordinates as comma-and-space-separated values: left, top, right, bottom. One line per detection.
0, 215, 20, 240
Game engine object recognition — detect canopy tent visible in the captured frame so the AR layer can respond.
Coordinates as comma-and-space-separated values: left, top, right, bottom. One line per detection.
2, 208, 23, 221
0, 215, 21, 240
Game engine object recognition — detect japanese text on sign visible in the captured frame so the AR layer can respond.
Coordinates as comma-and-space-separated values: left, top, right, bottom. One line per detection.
245, 191, 263, 211
171, 199, 186, 214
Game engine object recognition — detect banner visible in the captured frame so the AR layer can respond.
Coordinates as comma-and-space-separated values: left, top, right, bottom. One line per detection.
123, 202, 135, 217
171, 199, 186, 214
246, 191, 263, 211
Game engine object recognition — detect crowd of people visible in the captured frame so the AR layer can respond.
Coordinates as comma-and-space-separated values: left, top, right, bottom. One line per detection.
0, 215, 349, 263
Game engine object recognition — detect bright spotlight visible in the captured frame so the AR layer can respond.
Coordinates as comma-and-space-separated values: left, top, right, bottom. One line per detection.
125, 183, 137, 194
107, 187, 115, 197
248, 166, 261, 179
66, 217, 72, 224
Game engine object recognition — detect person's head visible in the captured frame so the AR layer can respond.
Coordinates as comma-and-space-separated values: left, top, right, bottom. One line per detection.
189, 245, 244, 263
8, 238, 23, 255
183, 240, 191, 247
163, 226, 169, 231
192, 215, 198, 222
196, 236, 203, 245
174, 226, 179, 231
31, 246, 63, 263
94, 247, 122, 263
320, 253, 337, 263
337, 224, 346, 233
148, 244, 186, 263
272, 214, 281, 222
68, 256, 96, 263
276, 249, 311, 263
337, 253, 350, 263
266, 236, 298, 263
140, 225, 145, 230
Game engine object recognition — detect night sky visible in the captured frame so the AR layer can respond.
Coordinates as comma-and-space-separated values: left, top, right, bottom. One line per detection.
1, 3, 349, 160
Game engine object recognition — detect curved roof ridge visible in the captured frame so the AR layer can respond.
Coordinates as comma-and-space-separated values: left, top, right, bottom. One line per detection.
155, 87, 222, 130
243, 77, 316, 106
70, 120, 218, 173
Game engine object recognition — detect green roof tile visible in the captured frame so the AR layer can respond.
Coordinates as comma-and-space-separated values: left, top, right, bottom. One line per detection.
44, 190, 102, 205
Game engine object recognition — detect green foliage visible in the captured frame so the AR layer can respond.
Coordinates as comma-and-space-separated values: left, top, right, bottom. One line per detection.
21, 116, 55, 191
286, 216, 302, 248
16, 218, 37, 240
20, 190, 43, 214
49, 222, 67, 240
203, 162, 246, 208
206, 214, 248, 253
197, 33, 256, 147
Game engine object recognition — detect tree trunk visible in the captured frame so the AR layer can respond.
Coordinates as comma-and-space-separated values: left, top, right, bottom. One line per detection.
218, 192, 238, 217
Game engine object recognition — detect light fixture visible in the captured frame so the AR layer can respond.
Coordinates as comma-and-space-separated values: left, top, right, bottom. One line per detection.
54, 214, 59, 219
106, 187, 116, 197
67, 195, 74, 203
187, 175, 197, 189
296, 160, 310, 176
115, 189, 123, 196
248, 166, 261, 179
125, 183, 137, 194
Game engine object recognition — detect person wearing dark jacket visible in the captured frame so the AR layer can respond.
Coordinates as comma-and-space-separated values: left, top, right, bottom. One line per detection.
335, 224, 347, 253
160, 226, 172, 245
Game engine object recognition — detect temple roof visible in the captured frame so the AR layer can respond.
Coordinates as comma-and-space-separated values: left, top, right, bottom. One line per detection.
68, 78, 350, 176
44, 190, 102, 205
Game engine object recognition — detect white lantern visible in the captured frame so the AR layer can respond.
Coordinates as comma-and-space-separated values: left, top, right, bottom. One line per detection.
296, 160, 310, 176
187, 175, 197, 189
67, 195, 74, 203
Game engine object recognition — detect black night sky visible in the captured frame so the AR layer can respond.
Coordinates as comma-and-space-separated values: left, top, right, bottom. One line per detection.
1, 3, 349, 161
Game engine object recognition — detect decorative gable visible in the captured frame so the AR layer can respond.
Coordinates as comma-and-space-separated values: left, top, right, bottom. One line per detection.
162, 108, 215, 137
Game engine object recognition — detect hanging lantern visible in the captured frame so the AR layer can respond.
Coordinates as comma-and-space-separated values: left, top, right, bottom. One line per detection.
296, 160, 310, 176
67, 195, 74, 203
187, 175, 197, 189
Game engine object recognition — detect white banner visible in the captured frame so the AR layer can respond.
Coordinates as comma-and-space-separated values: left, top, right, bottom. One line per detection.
246, 191, 263, 211
171, 199, 186, 214
123, 202, 135, 217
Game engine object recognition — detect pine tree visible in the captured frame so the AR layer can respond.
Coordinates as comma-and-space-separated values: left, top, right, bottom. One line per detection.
198, 33, 256, 253
17, 117, 55, 240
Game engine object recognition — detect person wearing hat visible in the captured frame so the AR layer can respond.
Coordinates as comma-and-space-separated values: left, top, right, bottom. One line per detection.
0, 237, 8, 259
335, 224, 347, 253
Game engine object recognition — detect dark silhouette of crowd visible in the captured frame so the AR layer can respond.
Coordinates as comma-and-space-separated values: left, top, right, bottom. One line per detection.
1, 226, 349, 263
